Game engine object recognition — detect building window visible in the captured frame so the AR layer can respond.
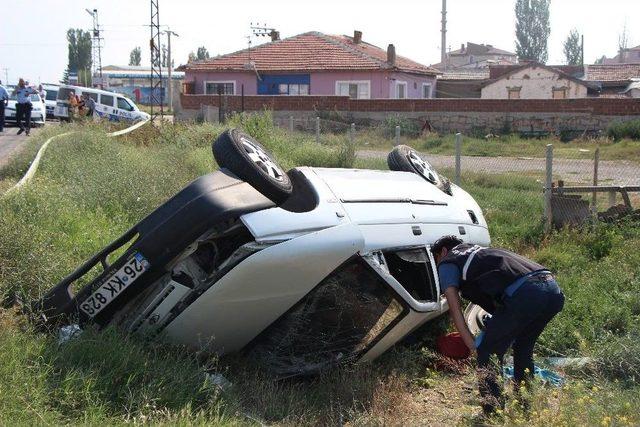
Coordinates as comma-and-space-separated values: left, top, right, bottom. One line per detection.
422, 83, 432, 99
395, 81, 407, 99
278, 83, 309, 95
553, 88, 567, 99
336, 81, 371, 99
204, 81, 235, 95
507, 88, 521, 99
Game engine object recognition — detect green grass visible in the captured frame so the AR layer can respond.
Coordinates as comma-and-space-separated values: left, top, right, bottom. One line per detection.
0, 112, 638, 425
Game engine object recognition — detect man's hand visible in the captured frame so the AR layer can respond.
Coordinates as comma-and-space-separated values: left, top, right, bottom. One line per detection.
444, 287, 478, 352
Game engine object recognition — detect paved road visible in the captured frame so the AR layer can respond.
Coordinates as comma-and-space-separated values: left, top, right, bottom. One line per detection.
358, 150, 640, 186
0, 130, 32, 168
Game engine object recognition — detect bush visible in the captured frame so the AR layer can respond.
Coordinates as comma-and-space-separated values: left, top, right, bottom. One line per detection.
380, 116, 421, 139
607, 119, 640, 141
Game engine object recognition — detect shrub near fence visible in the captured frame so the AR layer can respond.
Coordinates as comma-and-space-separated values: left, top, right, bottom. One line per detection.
608, 119, 640, 141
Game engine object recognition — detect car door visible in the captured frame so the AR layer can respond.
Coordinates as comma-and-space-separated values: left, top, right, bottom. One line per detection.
357, 246, 445, 362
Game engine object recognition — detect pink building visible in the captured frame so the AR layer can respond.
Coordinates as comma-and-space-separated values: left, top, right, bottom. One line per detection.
179, 31, 439, 99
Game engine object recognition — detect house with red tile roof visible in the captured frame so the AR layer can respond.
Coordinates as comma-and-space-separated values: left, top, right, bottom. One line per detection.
480, 62, 595, 99
584, 64, 640, 98
601, 45, 640, 65
431, 42, 518, 71
179, 31, 439, 99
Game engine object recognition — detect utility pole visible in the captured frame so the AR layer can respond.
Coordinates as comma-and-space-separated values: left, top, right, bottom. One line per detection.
149, 0, 163, 119
1, 68, 8, 85
86, 8, 103, 87
441, 0, 447, 68
164, 30, 179, 112
581, 34, 585, 66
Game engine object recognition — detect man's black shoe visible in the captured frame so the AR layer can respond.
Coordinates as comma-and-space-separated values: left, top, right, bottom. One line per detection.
17, 128, 24, 135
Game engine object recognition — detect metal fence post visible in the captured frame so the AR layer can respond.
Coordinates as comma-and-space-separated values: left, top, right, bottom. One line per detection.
316, 117, 320, 144
608, 191, 617, 207
544, 144, 554, 231
350, 123, 355, 145
395, 125, 401, 146
592, 148, 600, 219
289, 115, 294, 132
455, 133, 462, 186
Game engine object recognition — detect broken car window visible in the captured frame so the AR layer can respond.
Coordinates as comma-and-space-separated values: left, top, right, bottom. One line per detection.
249, 257, 407, 377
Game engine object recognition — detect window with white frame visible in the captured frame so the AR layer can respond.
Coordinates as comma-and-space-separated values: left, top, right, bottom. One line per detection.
422, 83, 432, 99
204, 81, 235, 95
279, 83, 309, 95
336, 81, 370, 99
395, 81, 407, 99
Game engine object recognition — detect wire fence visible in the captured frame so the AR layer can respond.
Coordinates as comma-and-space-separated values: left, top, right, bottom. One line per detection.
272, 115, 640, 230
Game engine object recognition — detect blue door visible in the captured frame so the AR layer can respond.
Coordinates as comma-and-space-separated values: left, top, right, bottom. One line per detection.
258, 74, 310, 95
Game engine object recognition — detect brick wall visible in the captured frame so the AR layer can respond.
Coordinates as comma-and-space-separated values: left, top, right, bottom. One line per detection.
180, 94, 640, 115
178, 94, 640, 134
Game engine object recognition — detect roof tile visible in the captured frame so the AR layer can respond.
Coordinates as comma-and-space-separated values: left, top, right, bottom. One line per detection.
183, 32, 438, 75
585, 64, 640, 82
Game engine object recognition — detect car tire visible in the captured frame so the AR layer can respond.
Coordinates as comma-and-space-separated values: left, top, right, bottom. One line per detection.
463, 303, 491, 335
213, 128, 293, 204
387, 145, 441, 184
388, 145, 453, 195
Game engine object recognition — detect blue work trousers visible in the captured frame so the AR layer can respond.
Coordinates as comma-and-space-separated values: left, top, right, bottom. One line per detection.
476, 276, 565, 413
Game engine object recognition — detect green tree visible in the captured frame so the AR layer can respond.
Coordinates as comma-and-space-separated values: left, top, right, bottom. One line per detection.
187, 51, 196, 63
515, 0, 551, 63
129, 47, 142, 66
196, 46, 210, 60
65, 29, 92, 86
563, 29, 582, 65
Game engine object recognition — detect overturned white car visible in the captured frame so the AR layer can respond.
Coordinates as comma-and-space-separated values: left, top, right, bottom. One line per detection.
35, 129, 490, 376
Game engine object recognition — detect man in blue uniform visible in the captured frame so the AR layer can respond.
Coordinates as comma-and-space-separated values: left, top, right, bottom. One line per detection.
13, 78, 37, 135
431, 235, 564, 415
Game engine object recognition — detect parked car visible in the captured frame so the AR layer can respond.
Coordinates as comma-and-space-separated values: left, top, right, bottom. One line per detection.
54, 84, 150, 122
5, 90, 46, 126
34, 131, 490, 377
42, 84, 60, 119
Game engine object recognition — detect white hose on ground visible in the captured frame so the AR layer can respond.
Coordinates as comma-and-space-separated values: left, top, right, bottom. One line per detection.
2, 118, 150, 196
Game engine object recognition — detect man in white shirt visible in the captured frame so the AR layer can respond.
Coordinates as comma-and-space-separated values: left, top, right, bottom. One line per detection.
38, 84, 47, 102
13, 78, 37, 135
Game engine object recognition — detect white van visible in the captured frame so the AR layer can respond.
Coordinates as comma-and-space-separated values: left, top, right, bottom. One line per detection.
54, 85, 150, 122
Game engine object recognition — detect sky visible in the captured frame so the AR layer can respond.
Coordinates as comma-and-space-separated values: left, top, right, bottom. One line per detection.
0, 0, 637, 85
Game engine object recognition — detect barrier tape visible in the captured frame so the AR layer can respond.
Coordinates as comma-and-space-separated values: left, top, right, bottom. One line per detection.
2, 118, 150, 197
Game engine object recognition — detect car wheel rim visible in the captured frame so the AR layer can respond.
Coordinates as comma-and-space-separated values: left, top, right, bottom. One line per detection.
241, 137, 286, 182
407, 150, 439, 184
464, 304, 492, 335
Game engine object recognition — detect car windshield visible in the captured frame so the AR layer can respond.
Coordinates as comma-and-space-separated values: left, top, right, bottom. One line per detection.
45, 90, 58, 101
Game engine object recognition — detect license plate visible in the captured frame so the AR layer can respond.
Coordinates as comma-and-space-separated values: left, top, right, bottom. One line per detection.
79, 253, 150, 317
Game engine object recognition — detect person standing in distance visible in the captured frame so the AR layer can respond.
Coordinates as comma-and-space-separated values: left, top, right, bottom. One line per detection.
0, 80, 8, 133
13, 78, 37, 135
38, 84, 47, 103
431, 235, 564, 416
